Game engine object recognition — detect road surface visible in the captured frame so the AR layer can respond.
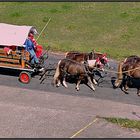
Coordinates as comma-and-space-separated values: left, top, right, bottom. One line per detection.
0, 52, 139, 106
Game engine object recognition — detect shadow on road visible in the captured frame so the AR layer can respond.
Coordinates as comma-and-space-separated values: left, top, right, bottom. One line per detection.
0, 67, 20, 77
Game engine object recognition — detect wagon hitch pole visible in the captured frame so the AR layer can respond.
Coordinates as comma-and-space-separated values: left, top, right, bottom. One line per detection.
39, 67, 56, 84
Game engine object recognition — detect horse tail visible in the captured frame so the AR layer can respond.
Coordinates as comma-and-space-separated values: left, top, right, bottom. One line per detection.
65, 52, 69, 58
53, 60, 61, 85
123, 57, 127, 63
114, 61, 124, 88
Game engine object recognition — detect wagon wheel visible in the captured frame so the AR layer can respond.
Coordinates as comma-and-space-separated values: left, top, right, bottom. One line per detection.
19, 71, 31, 84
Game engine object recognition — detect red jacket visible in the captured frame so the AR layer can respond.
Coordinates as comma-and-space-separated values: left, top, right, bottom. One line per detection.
28, 33, 38, 47
28, 33, 43, 58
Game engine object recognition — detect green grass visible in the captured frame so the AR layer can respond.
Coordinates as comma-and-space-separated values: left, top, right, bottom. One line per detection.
104, 117, 140, 131
0, 2, 140, 60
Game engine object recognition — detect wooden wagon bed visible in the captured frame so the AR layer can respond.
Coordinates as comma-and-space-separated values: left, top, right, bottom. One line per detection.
0, 48, 30, 68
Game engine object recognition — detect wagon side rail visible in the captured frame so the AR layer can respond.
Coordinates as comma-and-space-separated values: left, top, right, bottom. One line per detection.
0, 47, 34, 71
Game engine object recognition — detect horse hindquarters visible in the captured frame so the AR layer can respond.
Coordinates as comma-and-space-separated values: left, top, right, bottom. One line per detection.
54, 59, 69, 88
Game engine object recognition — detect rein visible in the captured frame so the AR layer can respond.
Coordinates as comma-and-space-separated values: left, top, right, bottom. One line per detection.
103, 65, 140, 74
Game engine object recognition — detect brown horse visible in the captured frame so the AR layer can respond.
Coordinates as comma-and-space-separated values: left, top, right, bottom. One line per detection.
65, 49, 107, 61
65, 51, 94, 62
114, 55, 140, 96
65, 50, 109, 68
53, 58, 97, 91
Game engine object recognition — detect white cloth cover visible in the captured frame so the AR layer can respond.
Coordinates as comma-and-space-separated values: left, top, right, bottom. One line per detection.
0, 23, 33, 46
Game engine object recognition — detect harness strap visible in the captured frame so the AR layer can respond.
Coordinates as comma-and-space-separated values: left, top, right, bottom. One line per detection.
83, 61, 92, 75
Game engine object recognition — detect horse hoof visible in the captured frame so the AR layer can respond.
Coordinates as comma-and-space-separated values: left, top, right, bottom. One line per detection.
137, 93, 140, 96
123, 90, 129, 94
62, 82, 68, 88
64, 85, 68, 88
92, 88, 95, 91
93, 79, 98, 85
94, 81, 98, 85
124, 87, 128, 91
121, 87, 129, 94
124, 92, 129, 94
56, 83, 60, 87
91, 86, 95, 91
75, 87, 80, 91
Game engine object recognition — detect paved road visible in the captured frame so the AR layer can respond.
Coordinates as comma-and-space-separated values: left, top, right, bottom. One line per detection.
0, 52, 140, 106
0, 53, 140, 138
0, 85, 140, 138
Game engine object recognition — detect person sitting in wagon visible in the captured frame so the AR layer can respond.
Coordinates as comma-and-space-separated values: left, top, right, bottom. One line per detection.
28, 28, 43, 58
3, 45, 16, 55
23, 28, 44, 71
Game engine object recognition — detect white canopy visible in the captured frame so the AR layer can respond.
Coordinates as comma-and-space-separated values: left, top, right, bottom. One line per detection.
0, 23, 34, 46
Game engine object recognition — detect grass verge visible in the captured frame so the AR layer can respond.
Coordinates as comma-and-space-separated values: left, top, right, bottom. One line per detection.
103, 117, 140, 131
0, 2, 140, 60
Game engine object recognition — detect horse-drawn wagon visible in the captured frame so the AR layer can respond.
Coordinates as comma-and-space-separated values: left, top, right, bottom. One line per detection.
0, 23, 110, 92
0, 23, 48, 84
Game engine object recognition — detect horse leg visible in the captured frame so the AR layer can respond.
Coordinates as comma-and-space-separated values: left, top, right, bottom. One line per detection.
124, 75, 130, 91
120, 79, 129, 94
137, 88, 140, 96
121, 86, 129, 94
62, 72, 68, 88
88, 73, 97, 85
88, 69, 98, 85
90, 75, 97, 85
118, 74, 129, 94
62, 78, 68, 88
124, 82, 129, 91
92, 78, 97, 85
56, 77, 61, 87
87, 76, 95, 91
75, 79, 81, 91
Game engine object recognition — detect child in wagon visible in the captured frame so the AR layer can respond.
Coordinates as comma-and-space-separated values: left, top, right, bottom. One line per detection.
3, 45, 16, 55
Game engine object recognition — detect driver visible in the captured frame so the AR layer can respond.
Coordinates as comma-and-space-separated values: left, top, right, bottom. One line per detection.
24, 28, 44, 71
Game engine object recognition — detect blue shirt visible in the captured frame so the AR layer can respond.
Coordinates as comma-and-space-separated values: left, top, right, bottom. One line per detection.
24, 39, 35, 52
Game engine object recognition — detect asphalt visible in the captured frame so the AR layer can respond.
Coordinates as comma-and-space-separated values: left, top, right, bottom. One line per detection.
0, 85, 140, 138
